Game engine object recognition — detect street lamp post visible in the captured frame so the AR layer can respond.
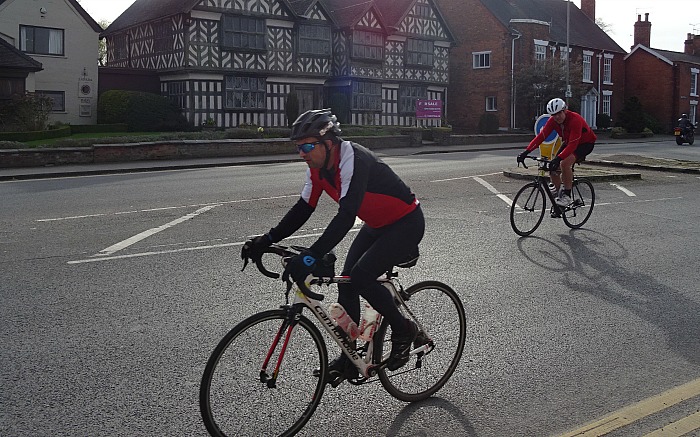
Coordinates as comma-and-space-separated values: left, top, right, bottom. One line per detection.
565, 0, 571, 102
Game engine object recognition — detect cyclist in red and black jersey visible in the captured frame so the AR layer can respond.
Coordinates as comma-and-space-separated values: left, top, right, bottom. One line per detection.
244, 109, 424, 380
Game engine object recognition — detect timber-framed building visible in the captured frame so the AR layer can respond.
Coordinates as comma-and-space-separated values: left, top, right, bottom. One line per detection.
101, 0, 454, 128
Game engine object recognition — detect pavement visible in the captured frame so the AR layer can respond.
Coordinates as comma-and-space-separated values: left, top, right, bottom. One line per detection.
1, 136, 699, 181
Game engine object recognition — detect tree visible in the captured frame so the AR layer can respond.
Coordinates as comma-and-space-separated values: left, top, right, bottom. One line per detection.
514, 57, 585, 119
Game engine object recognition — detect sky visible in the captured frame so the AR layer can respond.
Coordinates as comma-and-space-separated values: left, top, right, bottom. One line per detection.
76, 0, 698, 53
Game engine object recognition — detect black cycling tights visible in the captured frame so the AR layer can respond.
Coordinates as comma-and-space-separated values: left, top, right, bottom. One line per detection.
337, 205, 425, 330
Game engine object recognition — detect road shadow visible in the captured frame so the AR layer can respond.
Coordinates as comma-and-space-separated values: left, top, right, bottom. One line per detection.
385, 396, 477, 437
517, 228, 700, 366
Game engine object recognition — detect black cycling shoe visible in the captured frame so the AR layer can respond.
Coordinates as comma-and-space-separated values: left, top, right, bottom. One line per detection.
313, 354, 358, 385
386, 320, 418, 371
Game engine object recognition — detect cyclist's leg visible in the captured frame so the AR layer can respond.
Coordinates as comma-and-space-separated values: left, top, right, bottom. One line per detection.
560, 154, 576, 190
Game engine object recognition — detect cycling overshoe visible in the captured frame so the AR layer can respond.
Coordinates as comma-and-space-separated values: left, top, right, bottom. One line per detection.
386, 320, 418, 371
555, 192, 572, 207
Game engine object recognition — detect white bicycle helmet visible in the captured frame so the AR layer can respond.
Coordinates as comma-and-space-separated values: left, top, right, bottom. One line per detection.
546, 98, 567, 115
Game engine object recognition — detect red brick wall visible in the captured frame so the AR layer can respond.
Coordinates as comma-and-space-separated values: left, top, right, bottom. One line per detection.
625, 49, 675, 130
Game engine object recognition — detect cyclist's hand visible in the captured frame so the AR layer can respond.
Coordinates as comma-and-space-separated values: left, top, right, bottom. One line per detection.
282, 249, 318, 284
241, 234, 272, 261
516, 151, 529, 165
550, 156, 562, 171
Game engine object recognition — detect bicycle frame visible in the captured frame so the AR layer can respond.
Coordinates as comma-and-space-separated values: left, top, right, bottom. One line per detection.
260, 273, 432, 387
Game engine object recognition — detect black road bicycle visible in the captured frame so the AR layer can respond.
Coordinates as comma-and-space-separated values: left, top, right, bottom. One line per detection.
199, 243, 466, 437
510, 156, 595, 236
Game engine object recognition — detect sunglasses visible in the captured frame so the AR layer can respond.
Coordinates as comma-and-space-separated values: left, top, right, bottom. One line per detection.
296, 141, 323, 153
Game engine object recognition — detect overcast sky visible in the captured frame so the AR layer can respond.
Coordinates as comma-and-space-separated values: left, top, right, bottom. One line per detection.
77, 0, 698, 53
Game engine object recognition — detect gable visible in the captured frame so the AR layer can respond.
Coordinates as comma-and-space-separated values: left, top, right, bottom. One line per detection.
357, 9, 383, 30
395, 0, 448, 39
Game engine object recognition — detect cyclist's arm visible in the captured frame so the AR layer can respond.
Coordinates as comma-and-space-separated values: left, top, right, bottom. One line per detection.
526, 118, 556, 152
267, 198, 314, 243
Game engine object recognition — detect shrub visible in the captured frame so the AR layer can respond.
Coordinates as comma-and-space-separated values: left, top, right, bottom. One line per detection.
478, 113, 499, 134
616, 97, 646, 133
0, 93, 53, 132
98, 90, 190, 132
596, 113, 611, 130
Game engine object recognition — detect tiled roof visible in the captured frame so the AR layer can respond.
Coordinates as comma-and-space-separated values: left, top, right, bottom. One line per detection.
321, 0, 373, 29
652, 48, 700, 66
0, 38, 43, 71
480, 0, 626, 53
102, 0, 201, 36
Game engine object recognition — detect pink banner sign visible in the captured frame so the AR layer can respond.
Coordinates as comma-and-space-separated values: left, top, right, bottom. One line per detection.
416, 99, 443, 119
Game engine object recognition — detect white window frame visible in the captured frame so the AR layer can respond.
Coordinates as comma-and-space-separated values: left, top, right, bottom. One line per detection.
560, 47, 570, 63
690, 100, 698, 125
602, 90, 612, 116
534, 40, 547, 62
691, 68, 699, 97
603, 54, 613, 85
472, 51, 491, 69
486, 96, 497, 112
583, 51, 593, 83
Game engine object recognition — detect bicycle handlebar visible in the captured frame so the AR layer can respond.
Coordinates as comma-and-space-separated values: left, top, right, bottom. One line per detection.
518, 155, 550, 170
241, 243, 327, 301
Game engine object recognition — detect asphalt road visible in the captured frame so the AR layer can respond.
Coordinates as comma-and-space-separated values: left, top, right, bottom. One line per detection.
1, 140, 699, 436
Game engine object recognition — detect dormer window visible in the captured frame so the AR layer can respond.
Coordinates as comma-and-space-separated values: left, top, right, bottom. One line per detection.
221, 15, 266, 52
298, 25, 331, 56
406, 38, 433, 68
352, 30, 383, 61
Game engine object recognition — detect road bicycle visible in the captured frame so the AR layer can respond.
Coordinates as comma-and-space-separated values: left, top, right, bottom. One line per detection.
199, 243, 467, 437
510, 156, 595, 236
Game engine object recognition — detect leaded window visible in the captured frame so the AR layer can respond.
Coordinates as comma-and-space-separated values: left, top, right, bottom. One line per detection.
352, 81, 382, 111
399, 85, 427, 114
406, 39, 433, 67
166, 81, 187, 109
298, 25, 331, 56
20, 25, 64, 56
225, 76, 266, 110
352, 30, 383, 61
221, 15, 266, 51
153, 21, 171, 53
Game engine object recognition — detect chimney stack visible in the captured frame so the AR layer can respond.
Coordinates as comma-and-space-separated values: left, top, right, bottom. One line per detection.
633, 13, 651, 48
685, 33, 700, 55
580, 0, 595, 22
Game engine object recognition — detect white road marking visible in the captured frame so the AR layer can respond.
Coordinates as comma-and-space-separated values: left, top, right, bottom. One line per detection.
472, 176, 513, 206
68, 230, 359, 265
94, 204, 219, 256
430, 172, 502, 182
36, 195, 297, 222
610, 183, 636, 197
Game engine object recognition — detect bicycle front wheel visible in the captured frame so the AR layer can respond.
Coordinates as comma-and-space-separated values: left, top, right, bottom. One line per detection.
376, 281, 466, 402
562, 179, 595, 229
510, 182, 546, 236
200, 309, 328, 437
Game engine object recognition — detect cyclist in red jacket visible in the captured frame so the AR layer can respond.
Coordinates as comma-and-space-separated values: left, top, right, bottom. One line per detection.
518, 98, 596, 206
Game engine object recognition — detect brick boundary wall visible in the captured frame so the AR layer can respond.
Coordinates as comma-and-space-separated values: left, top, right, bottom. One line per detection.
0, 134, 532, 168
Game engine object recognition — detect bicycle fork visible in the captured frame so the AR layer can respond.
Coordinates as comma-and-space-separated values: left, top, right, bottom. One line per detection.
259, 312, 299, 389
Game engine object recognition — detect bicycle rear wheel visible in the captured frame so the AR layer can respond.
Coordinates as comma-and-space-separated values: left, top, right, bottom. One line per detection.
510, 182, 546, 236
375, 281, 466, 402
562, 179, 595, 229
200, 309, 328, 437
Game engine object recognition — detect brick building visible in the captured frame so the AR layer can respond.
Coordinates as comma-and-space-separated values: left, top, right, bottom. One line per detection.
624, 14, 700, 131
435, 0, 626, 133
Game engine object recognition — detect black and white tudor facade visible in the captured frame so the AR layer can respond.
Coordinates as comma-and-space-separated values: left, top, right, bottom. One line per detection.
101, 0, 454, 128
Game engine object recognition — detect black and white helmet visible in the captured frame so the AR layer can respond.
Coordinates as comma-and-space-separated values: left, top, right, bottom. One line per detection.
290, 108, 342, 140
546, 98, 567, 115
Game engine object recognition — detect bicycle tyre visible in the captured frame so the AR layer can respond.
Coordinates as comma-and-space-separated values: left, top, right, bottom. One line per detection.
375, 281, 466, 402
510, 182, 546, 236
200, 309, 328, 437
562, 179, 595, 229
